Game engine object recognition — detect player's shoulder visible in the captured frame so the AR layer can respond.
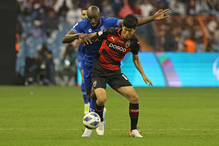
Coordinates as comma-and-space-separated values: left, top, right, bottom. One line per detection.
129, 34, 139, 42
129, 35, 139, 48
101, 16, 119, 21
101, 17, 120, 24
75, 18, 88, 27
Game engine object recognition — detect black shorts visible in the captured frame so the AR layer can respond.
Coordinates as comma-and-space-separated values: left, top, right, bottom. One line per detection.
92, 72, 132, 90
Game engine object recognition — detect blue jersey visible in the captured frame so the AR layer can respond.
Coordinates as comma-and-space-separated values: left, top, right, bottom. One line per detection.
72, 17, 120, 62
77, 44, 84, 71
77, 43, 85, 58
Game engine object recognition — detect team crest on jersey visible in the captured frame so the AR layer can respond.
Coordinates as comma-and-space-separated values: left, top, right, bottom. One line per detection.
88, 29, 92, 33
93, 81, 97, 87
125, 41, 131, 48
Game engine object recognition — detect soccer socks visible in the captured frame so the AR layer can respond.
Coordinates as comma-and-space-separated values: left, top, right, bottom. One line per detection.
89, 99, 96, 112
95, 103, 104, 122
129, 103, 139, 130
81, 82, 89, 104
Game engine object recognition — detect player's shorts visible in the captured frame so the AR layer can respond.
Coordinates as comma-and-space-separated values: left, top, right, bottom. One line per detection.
92, 70, 132, 90
83, 59, 93, 88
77, 55, 83, 71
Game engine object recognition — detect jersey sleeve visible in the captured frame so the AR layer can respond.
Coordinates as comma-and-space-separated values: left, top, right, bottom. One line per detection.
106, 17, 120, 27
71, 21, 83, 33
96, 28, 113, 40
131, 41, 140, 55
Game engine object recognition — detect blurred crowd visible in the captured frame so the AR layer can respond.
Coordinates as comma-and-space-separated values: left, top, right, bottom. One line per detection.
15, 0, 219, 85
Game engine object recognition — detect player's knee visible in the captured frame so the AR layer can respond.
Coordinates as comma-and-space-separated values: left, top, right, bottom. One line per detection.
130, 94, 139, 104
97, 97, 107, 105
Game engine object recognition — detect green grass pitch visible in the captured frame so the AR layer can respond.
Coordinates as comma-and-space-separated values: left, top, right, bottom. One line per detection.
0, 86, 219, 146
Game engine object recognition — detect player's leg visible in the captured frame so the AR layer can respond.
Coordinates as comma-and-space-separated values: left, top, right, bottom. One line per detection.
83, 60, 96, 112
94, 88, 107, 121
78, 57, 89, 114
82, 60, 94, 137
83, 64, 96, 112
80, 69, 89, 114
109, 73, 142, 137
116, 86, 142, 137
92, 76, 107, 136
86, 87, 97, 112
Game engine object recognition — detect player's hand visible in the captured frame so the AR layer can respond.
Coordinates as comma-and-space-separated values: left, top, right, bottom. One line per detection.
143, 76, 153, 87
153, 9, 171, 21
79, 33, 92, 46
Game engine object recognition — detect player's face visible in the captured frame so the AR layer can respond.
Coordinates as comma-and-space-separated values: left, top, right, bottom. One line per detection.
121, 26, 137, 40
81, 10, 87, 20
87, 13, 101, 28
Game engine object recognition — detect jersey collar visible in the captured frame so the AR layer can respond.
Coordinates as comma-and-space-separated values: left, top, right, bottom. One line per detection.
117, 29, 126, 41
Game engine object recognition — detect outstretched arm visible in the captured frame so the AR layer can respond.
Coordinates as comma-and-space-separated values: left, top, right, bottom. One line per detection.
119, 9, 171, 27
62, 30, 92, 44
80, 32, 98, 45
133, 54, 153, 86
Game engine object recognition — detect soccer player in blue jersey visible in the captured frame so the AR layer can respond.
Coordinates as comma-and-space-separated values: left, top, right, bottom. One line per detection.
77, 8, 89, 115
62, 5, 171, 137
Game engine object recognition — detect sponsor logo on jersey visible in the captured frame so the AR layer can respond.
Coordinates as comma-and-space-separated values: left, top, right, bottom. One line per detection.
125, 41, 130, 48
109, 43, 126, 52
88, 29, 92, 33
111, 37, 115, 41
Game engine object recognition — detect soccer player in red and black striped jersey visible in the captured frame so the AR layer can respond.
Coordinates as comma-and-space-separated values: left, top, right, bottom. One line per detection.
81, 14, 153, 137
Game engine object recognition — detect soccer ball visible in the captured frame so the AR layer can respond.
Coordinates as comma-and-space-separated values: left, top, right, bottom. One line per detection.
83, 112, 101, 129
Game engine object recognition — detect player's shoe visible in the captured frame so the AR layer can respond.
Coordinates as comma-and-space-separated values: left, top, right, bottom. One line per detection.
129, 129, 143, 137
84, 103, 90, 114
96, 121, 104, 135
96, 107, 106, 135
82, 128, 92, 137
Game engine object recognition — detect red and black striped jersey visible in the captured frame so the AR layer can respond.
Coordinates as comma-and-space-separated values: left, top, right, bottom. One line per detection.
94, 27, 139, 71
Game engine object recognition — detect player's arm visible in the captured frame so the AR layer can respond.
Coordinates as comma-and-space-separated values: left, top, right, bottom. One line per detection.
80, 28, 110, 45
79, 32, 98, 45
119, 9, 171, 27
133, 54, 153, 86
62, 30, 92, 44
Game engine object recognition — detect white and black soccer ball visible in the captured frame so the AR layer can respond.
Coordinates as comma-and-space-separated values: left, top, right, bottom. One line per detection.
83, 112, 101, 129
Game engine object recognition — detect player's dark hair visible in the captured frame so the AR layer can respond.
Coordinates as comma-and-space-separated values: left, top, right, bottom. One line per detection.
81, 7, 88, 11
123, 14, 138, 29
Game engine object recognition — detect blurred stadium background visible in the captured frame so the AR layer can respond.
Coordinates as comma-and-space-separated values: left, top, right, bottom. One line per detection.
1, 0, 219, 86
